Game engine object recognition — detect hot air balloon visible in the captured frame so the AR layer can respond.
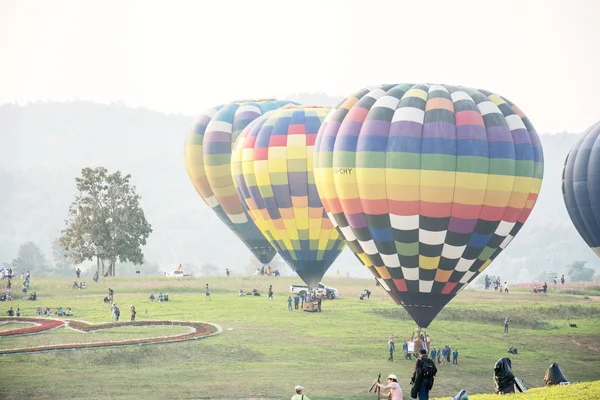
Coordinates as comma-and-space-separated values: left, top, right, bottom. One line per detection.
184, 99, 298, 264
562, 120, 600, 258
314, 84, 543, 327
232, 105, 345, 287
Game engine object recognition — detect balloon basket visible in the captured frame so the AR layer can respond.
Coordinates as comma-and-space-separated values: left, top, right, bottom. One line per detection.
407, 327, 429, 355
303, 301, 319, 312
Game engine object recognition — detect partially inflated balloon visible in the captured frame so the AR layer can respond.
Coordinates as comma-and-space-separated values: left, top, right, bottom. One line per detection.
232, 105, 345, 286
184, 99, 298, 264
314, 84, 543, 327
562, 120, 600, 258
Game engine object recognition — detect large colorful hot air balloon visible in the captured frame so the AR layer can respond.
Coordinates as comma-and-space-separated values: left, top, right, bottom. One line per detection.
232, 105, 345, 287
314, 84, 543, 327
184, 99, 298, 264
562, 120, 600, 258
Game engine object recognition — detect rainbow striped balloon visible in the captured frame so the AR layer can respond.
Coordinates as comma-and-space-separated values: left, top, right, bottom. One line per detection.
314, 84, 544, 327
232, 105, 345, 287
184, 99, 298, 264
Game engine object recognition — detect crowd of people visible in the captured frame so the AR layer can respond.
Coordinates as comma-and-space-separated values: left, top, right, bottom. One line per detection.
2, 270, 35, 303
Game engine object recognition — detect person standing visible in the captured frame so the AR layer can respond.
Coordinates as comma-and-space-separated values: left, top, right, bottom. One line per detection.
504, 317, 509, 334
504, 282, 509, 293
561, 275, 565, 285
287, 296, 293, 311
205, 284, 211, 300
225, 268, 230, 277
388, 333, 395, 351
76, 268, 81, 278
114, 305, 120, 322
268, 285, 273, 300
388, 341, 394, 361
411, 349, 436, 400
294, 294, 300, 310
130, 305, 136, 321
452, 348, 458, 366
291, 385, 310, 400
373, 374, 403, 400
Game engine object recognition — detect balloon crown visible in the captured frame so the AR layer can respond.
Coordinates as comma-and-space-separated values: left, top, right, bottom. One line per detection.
230, 98, 277, 104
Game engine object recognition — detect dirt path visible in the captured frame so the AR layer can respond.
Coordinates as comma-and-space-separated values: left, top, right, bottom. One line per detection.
569, 337, 600, 354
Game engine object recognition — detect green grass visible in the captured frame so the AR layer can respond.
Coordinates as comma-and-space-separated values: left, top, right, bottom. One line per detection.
432, 381, 600, 400
0, 276, 599, 399
0, 322, 33, 332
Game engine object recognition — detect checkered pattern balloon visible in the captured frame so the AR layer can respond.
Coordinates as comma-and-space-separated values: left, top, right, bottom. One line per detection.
232, 105, 346, 286
184, 99, 298, 264
563, 120, 600, 259
314, 84, 544, 327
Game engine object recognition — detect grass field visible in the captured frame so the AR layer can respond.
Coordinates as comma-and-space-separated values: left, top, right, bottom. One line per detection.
0, 276, 599, 400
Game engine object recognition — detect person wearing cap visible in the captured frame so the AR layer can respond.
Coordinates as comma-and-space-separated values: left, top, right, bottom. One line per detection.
291, 385, 310, 400
373, 374, 403, 400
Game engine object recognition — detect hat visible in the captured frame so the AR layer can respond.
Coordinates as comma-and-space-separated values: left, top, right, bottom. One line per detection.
387, 374, 397, 380
295, 385, 304, 391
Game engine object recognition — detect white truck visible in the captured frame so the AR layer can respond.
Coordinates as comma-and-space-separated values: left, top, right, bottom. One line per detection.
290, 282, 339, 299
165, 264, 192, 277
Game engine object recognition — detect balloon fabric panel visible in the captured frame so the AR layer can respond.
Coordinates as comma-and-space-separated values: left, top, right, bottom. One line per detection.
562, 120, 600, 258
314, 84, 543, 327
184, 99, 298, 264
232, 106, 346, 287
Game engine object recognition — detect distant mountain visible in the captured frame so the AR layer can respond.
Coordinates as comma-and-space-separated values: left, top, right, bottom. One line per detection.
1, 100, 597, 281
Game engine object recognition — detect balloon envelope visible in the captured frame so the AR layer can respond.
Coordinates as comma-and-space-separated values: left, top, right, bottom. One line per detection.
232, 105, 345, 286
314, 84, 543, 327
184, 99, 298, 264
562, 120, 600, 258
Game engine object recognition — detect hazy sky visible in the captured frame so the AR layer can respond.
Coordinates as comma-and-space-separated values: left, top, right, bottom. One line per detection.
2, 0, 599, 133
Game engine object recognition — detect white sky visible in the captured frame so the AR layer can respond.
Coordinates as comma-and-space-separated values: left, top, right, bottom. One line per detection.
1, 0, 599, 133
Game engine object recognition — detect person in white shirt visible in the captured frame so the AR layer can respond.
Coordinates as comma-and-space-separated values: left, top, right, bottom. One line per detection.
373, 374, 403, 400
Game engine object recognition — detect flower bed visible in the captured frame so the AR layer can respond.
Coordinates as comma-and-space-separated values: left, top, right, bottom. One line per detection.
0, 319, 220, 355
0, 317, 65, 336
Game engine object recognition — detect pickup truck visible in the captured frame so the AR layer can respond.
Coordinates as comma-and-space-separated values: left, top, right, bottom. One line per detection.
290, 282, 339, 299
165, 270, 192, 277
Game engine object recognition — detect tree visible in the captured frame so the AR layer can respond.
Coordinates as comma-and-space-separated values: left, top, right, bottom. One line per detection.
59, 167, 152, 277
535, 270, 559, 282
12, 241, 47, 275
200, 262, 219, 277
51, 239, 75, 277
566, 260, 595, 282
243, 254, 291, 276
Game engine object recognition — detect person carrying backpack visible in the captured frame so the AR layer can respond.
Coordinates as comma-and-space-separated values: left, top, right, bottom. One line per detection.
411, 349, 437, 399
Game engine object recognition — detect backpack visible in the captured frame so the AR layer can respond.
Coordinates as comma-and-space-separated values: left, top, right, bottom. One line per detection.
421, 357, 437, 379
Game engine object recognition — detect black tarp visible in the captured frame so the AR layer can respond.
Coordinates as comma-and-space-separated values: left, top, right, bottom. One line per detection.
494, 357, 516, 394
544, 363, 569, 385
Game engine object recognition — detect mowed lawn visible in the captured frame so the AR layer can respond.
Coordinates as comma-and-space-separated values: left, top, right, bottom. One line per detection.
0, 276, 599, 400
